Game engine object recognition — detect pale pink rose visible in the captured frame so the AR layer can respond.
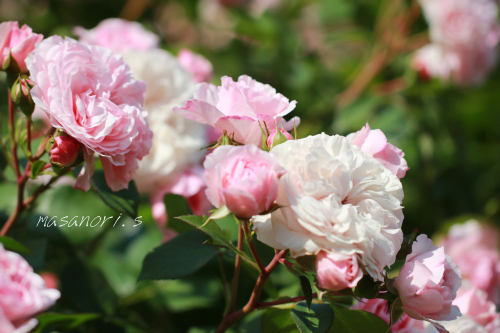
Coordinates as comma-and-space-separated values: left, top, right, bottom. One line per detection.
352, 299, 426, 333
177, 49, 213, 83
0, 21, 43, 73
394, 234, 462, 329
453, 283, 500, 333
440, 220, 500, 304
50, 136, 82, 167
347, 123, 409, 179
315, 251, 363, 291
26, 36, 153, 191
416, 0, 500, 86
173, 75, 297, 146
73, 18, 159, 53
204, 144, 286, 219
0, 244, 60, 333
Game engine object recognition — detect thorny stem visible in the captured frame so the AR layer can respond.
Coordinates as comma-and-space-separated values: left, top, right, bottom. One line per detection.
227, 225, 244, 314
0, 92, 60, 236
8, 90, 21, 179
215, 250, 289, 333
26, 116, 32, 157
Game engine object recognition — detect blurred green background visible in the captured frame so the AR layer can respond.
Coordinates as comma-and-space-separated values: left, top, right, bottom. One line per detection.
0, 0, 499, 331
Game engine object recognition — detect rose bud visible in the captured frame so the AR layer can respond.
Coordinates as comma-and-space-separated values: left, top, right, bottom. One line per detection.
394, 234, 462, 329
347, 123, 409, 178
50, 136, 83, 168
0, 21, 43, 73
266, 126, 292, 150
11, 74, 35, 116
204, 144, 286, 219
315, 251, 363, 291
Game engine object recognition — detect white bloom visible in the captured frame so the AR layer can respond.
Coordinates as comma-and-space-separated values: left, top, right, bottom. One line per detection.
424, 317, 489, 333
123, 49, 207, 194
252, 133, 404, 281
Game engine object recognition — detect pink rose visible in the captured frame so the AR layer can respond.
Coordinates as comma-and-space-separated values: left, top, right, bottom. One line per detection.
352, 299, 425, 333
315, 251, 363, 291
415, 0, 500, 86
347, 123, 409, 178
50, 136, 82, 167
441, 220, 500, 304
26, 36, 153, 191
394, 234, 462, 329
0, 244, 60, 333
73, 18, 159, 53
453, 283, 500, 333
177, 49, 213, 83
203, 144, 286, 219
173, 75, 297, 146
0, 21, 43, 73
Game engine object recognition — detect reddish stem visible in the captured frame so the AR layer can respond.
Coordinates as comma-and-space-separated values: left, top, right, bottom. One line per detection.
243, 220, 266, 274
215, 250, 289, 333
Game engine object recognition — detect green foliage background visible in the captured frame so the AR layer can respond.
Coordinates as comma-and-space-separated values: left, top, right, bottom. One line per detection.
0, 0, 499, 332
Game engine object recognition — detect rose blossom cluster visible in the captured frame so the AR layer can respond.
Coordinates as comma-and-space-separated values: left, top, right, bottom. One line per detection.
173, 71, 463, 331
72, 19, 215, 235
414, 0, 500, 86
0, 244, 60, 332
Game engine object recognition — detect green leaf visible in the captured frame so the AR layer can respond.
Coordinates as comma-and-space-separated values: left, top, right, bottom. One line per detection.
299, 276, 313, 310
30, 160, 46, 179
261, 308, 297, 333
207, 205, 231, 223
91, 169, 140, 219
32, 313, 100, 333
138, 229, 219, 281
0, 236, 29, 253
176, 215, 259, 271
390, 297, 404, 328
353, 275, 382, 299
291, 301, 334, 333
329, 304, 389, 333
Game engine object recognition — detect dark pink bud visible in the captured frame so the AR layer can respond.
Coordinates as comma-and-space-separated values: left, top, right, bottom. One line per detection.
50, 136, 82, 167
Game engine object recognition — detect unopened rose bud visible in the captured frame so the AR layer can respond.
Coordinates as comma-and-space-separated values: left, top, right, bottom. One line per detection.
267, 127, 292, 150
11, 74, 35, 116
50, 136, 83, 167
315, 251, 363, 291
204, 145, 286, 219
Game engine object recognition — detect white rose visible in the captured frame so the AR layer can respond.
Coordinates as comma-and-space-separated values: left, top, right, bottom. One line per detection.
252, 133, 404, 281
123, 49, 207, 194
424, 317, 489, 333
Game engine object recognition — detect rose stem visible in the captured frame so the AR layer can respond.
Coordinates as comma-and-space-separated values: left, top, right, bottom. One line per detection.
227, 225, 244, 314
215, 249, 289, 333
